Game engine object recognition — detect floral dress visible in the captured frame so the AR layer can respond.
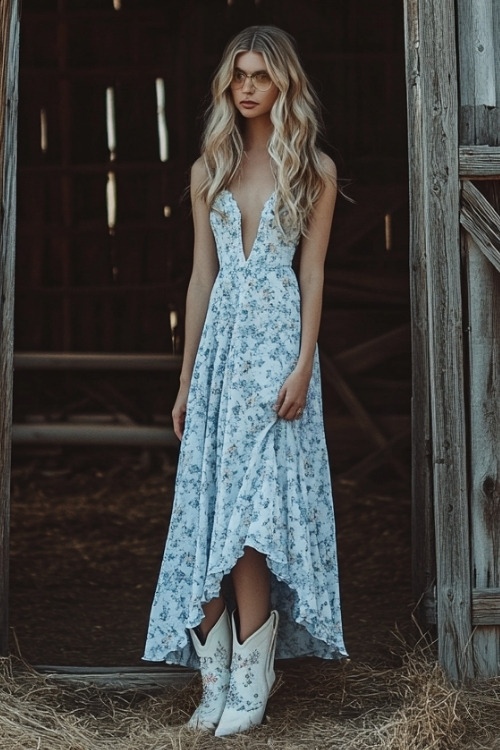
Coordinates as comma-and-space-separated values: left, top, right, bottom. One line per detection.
143, 189, 347, 667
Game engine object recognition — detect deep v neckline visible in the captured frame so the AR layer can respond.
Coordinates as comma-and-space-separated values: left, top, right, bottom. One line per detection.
223, 189, 275, 262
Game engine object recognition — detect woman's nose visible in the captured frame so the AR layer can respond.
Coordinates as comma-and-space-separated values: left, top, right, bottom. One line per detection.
242, 76, 255, 92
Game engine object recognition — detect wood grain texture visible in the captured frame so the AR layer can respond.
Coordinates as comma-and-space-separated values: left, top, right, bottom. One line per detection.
406, 0, 473, 681
457, 1, 500, 677
0, 0, 20, 656
425, 589, 500, 626
458, 0, 498, 144
464, 181, 500, 675
461, 180, 500, 273
403, 0, 436, 613
460, 146, 500, 177
457, 0, 496, 108
472, 589, 500, 626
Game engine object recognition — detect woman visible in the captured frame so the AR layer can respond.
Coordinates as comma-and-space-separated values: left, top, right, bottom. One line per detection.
143, 25, 347, 736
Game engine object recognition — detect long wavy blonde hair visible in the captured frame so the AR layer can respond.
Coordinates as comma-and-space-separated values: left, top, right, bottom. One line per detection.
196, 25, 333, 239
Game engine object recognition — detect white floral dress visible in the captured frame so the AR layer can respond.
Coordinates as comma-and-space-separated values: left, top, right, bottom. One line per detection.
143, 190, 347, 666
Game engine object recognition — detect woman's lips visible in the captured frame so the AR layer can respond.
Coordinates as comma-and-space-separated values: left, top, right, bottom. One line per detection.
240, 100, 258, 108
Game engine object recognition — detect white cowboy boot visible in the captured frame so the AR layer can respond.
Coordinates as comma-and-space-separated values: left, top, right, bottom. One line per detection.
186, 608, 232, 731
214, 610, 279, 736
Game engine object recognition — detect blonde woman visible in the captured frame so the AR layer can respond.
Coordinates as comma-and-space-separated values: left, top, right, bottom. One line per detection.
144, 25, 347, 736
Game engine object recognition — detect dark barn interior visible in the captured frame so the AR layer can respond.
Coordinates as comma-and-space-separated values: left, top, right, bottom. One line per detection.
10, 0, 412, 667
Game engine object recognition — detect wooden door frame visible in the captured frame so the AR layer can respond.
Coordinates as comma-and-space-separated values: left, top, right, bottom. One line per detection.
404, 0, 476, 680
0, 0, 20, 657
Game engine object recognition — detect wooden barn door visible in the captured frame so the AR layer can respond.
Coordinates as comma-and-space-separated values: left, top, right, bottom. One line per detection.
0, 0, 20, 656
405, 0, 500, 679
458, 0, 500, 678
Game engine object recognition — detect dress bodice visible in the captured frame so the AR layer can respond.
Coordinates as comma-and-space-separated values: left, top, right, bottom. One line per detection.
210, 190, 298, 271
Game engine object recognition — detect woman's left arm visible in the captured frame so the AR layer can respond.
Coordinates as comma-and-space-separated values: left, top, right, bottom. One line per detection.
274, 156, 337, 420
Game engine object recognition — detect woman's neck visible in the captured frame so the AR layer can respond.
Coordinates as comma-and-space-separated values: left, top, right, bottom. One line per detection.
242, 117, 274, 152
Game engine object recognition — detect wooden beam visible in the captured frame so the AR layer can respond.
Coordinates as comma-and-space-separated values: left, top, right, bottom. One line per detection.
404, 0, 473, 681
461, 180, 500, 274
34, 665, 194, 690
422, 588, 500, 626
14, 352, 183, 371
0, 0, 20, 657
11, 424, 178, 447
460, 146, 500, 178
472, 590, 500, 626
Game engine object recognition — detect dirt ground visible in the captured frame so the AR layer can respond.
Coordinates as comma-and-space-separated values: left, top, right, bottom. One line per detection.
8, 445, 415, 668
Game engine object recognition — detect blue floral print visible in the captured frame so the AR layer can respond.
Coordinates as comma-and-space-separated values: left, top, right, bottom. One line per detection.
143, 190, 347, 667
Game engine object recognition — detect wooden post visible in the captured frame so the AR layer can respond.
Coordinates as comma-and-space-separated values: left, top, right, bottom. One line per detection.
404, 0, 474, 680
0, 0, 20, 656
403, 0, 435, 614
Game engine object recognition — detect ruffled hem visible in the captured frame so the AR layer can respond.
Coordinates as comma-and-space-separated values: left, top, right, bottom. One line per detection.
142, 557, 348, 668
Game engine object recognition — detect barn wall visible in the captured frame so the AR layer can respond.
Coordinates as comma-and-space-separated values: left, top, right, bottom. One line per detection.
15, 0, 407, 353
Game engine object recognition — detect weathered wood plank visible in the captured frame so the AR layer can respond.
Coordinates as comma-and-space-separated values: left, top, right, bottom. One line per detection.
464, 181, 500, 675
472, 589, 500, 626
461, 180, 500, 274
457, 0, 497, 144
403, 0, 436, 620
472, 588, 500, 627
35, 666, 194, 690
494, 0, 500, 107
0, 0, 20, 657
458, 0, 496, 108
424, 588, 500, 626
11, 423, 178, 447
406, 0, 473, 681
459, 146, 500, 178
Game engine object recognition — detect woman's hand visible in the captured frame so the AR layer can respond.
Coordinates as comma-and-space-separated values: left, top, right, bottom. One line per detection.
172, 383, 190, 440
273, 367, 311, 421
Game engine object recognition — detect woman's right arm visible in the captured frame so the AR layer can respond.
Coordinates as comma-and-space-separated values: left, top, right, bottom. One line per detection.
172, 159, 219, 439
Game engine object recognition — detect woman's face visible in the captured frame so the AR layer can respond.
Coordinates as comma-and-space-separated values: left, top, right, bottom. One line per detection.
230, 51, 279, 120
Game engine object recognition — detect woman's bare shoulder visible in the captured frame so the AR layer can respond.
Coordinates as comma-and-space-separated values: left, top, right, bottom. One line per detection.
319, 152, 337, 180
191, 156, 208, 191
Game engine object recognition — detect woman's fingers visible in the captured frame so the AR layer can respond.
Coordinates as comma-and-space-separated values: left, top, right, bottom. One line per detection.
273, 387, 286, 414
172, 406, 186, 440
274, 389, 305, 420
